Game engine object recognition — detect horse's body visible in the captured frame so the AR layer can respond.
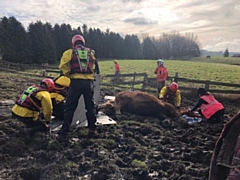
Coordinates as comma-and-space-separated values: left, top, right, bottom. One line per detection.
98, 91, 181, 119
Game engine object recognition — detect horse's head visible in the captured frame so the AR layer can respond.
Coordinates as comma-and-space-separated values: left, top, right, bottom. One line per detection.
179, 107, 201, 117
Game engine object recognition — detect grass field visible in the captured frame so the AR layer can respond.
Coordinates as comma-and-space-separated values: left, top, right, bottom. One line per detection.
99, 56, 240, 84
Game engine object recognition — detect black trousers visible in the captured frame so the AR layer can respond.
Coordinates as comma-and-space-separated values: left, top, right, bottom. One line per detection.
52, 98, 65, 121
12, 112, 48, 134
58, 79, 97, 138
199, 108, 225, 123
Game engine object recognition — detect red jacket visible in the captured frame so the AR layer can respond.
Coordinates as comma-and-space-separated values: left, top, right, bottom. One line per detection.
200, 95, 224, 119
115, 63, 120, 72
154, 66, 168, 82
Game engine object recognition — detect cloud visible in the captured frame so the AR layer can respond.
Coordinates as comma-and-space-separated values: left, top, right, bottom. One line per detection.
124, 17, 158, 25
0, 0, 239, 52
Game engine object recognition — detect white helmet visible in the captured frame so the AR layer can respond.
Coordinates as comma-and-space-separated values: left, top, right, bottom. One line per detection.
157, 59, 164, 65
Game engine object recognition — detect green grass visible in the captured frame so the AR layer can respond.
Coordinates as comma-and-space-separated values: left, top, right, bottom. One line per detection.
10, 56, 240, 91
131, 159, 147, 168
98, 57, 240, 84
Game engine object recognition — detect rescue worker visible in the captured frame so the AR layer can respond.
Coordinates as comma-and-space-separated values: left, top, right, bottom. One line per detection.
189, 88, 225, 123
58, 34, 100, 142
154, 59, 168, 94
11, 78, 54, 137
114, 59, 120, 82
50, 75, 71, 121
159, 82, 181, 108
114, 59, 120, 74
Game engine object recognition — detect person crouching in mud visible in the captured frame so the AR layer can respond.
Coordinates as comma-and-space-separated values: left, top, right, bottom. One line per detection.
189, 88, 225, 123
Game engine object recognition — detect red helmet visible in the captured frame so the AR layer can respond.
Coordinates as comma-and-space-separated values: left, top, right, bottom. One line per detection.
41, 78, 55, 91
169, 82, 178, 92
72, 35, 85, 47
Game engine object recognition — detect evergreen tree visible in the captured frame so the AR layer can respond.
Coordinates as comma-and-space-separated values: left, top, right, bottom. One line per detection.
223, 48, 229, 57
0, 16, 33, 63
142, 37, 156, 59
28, 21, 56, 64
53, 23, 72, 61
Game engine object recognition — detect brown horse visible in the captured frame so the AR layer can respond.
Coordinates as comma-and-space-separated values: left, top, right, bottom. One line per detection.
98, 91, 181, 119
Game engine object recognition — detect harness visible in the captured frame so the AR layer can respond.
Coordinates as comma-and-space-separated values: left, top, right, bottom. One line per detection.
70, 46, 94, 74
163, 87, 176, 104
51, 83, 68, 97
16, 86, 44, 111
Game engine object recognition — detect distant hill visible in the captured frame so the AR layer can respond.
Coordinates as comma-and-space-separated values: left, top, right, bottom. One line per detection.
201, 50, 240, 57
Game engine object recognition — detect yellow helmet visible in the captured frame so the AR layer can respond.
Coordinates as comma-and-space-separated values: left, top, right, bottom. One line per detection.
113, 59, 118, 63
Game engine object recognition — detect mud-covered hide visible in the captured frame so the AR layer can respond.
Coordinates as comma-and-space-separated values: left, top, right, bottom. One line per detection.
209, 111, 240, 180
98, 91, 181, 119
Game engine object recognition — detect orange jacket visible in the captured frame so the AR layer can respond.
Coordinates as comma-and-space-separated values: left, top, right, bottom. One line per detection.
154, 66, 168, 82
115, 63, 120, 72
200, 95, 224, 119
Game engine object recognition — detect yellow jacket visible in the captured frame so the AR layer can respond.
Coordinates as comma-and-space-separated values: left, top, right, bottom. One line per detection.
12, 91, 53, 122
159, 86, 181, 107
50, 76, 70, 103
59, 49, 96, 80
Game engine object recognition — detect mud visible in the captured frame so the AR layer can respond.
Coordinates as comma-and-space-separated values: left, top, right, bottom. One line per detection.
0, 72, 239, 180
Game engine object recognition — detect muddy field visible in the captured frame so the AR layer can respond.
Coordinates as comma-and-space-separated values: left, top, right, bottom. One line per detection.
0, 72, 239, 180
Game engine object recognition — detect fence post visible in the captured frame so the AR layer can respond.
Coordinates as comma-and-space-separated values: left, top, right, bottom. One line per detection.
142, 73, 148, 91
174, 72, 179, 83
205, 80, 210, 91
132, 72, 136, 90
42, 70, 47, 77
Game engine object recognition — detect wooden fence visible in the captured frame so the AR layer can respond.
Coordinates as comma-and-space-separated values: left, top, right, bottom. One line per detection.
102, 72, 240, 95
1, 60, 240, 94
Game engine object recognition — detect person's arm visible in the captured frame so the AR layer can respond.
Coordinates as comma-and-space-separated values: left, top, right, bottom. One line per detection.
175, 90, 181, 107
59, 49, 72, 78
154, 67, 158, 74
163, 67, 168, 80
36, 91, 53, 122
94, 60, 100, 74
159, 86, 167, 99
191, 98, 205, 112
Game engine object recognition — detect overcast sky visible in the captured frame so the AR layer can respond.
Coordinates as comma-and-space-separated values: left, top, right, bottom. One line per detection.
1, 0, 240, 52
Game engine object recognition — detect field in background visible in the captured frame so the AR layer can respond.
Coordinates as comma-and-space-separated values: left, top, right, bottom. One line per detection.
99, 56, 240, 85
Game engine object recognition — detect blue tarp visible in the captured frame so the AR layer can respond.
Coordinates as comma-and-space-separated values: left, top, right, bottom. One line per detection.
182, 115, 202, 124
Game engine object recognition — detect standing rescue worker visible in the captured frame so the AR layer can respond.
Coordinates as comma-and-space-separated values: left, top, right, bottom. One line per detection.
189, 88, 225, 123
58, 35, 100, 142
159, 82, 181, 108
154, 59, 168, 94
11, 78, 54, 137
50, 75, 70, 121
114, 59, 120, 82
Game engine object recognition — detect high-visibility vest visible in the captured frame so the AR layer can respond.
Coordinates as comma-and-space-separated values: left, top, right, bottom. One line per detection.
16, 85, 45, 111
200, 95, 224, 119
70, 46, 94, 74
155, 66, 168, 81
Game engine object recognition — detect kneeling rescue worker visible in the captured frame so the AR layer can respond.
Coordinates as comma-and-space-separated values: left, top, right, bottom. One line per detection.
11, 78, 54, 137
189, 88, 225, 123
159, 82, 181, 108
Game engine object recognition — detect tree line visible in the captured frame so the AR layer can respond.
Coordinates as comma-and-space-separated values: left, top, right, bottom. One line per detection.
0, 16, 201, 64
